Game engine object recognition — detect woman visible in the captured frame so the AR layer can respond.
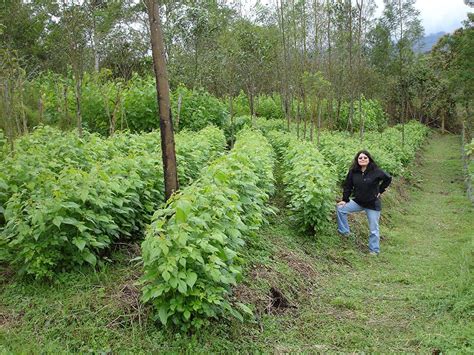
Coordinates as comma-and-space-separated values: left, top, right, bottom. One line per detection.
336, 150, 392, 255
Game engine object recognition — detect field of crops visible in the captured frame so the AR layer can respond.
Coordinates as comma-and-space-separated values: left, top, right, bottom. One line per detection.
0, 119, 430, 328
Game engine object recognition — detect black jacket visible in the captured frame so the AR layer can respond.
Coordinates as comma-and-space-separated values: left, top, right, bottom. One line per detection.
342, 168, 392, 211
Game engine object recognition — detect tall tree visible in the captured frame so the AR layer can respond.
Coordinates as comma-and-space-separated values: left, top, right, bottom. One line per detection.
147, 0, 179, 200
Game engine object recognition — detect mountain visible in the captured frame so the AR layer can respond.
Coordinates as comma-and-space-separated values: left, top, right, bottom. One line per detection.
415, 31, 447, 53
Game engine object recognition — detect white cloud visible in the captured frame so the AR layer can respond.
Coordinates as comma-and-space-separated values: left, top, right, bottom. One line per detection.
415, 0, 472, 33
374, 0, 472, 34
243, 0, 472, 34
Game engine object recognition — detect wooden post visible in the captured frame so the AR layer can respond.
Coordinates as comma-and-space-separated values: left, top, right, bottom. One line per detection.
147, 0, 179, 200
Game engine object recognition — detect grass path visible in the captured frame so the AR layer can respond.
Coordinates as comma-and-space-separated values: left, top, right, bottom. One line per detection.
249, 133, 473, 352
0, 134, 472, 353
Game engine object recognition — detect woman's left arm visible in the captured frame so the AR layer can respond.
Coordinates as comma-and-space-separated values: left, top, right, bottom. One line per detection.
379, 170, 392, 195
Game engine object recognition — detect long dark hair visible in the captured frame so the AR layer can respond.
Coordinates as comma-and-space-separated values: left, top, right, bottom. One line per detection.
350, 150, 379, 172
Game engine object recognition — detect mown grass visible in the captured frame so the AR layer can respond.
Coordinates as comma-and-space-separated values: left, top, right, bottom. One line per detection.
1, 133, 472, 352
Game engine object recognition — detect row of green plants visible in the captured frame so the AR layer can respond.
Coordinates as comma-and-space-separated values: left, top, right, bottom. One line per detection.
141, 129, 275, 329
253, 117, 429, 183
33, 72, 229, 135
267, 131, 336, 233
0, 126, 226, 278
10, 71, 390, 141
316, 121, 430, 182
336, 97, 388, 132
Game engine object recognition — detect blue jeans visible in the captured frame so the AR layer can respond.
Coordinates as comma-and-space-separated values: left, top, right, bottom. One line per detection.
336, 200, 381, 253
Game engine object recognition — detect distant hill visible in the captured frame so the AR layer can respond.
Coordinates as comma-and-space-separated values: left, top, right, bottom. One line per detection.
415, 31, 447, 53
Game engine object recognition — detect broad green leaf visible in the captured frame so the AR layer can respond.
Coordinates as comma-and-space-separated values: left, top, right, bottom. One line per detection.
73, 238, 87, 251
185, 272, 197, 288
158, 306, 168, 325
83, 251, 97, 266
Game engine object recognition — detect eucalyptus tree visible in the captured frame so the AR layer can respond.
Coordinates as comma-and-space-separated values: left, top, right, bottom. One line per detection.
428, 14, 473, 133
380, 0, 423, 136
162, 0, 234, 92
0, 0, 50, 74
303, 71, 331, 146
225, 19, 280, 117
147, 0, 179, 200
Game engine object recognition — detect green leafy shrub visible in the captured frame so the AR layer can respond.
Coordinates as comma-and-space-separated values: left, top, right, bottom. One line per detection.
228, 91, 250, 117
171, 86, 229, 132
255, 94, 284, 119
337, 98, 387, 132
175, 126, 226, 186
122, 74, 158, 132
1, 126, 225, 278
317, 131, 402, 183
267, 131, 336, 232
260, 117, 428, 183
255, 116, 287, 134
141, 129, 274, 329
223, 115, 252, 140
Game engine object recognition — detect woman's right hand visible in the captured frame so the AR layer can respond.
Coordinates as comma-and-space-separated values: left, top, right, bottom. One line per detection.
337, 201, 346, 207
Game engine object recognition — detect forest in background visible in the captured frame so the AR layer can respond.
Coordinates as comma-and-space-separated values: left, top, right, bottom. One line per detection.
0, 0, 472, 145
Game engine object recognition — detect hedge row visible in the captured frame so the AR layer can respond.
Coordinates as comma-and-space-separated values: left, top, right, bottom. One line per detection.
141, 129, 275, 329
0, 126, 226, 278
309, 121, 430, 182
267, 131, 336, 232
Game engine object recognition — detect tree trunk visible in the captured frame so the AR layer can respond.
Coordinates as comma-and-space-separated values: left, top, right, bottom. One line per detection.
110, 90, 121, 137
147, 0, 179, 200
336, 97, 342, 127
278, 0, 290, 132
39, 94, 44, 124
296, 100, 300, 139
63, 85, 70, 128
92, 12, 100, 72
229, 95, 235, 148
248, 87, 255, 119
18, 77, 28, 134
176, 92, 183, 131
317, 99, 322, 148
74, 73, 83, 137
359, 95, 364, 142
303, 92, 307, 140
441, 110, 445, 134
4, 80, 15, 153
287, 94, 291, 131
347, 0, 354, 135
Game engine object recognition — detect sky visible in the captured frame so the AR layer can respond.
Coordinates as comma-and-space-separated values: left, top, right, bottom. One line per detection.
243, 0, 473, 35
374, 0, 473, 34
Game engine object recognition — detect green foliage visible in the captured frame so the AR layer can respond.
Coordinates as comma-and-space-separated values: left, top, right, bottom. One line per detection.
36, 74, 231, 134
171, 85, 229, 132
175, 126, 227, 186
258, 117, 428, 183
0, 126, 225, 278
223, 115, 252, 143
255, 95, 284, 119
267, 131, 336, 232
229, 91, 251, 117
0, 129, 6, 158
366, 121, 430, 166
254, 117, 287, 134
141, 129, 274, 329
318, 121, 429, 182
465, 138, 474, 184
121, 74, 158, 132
337, 98, 388, 132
